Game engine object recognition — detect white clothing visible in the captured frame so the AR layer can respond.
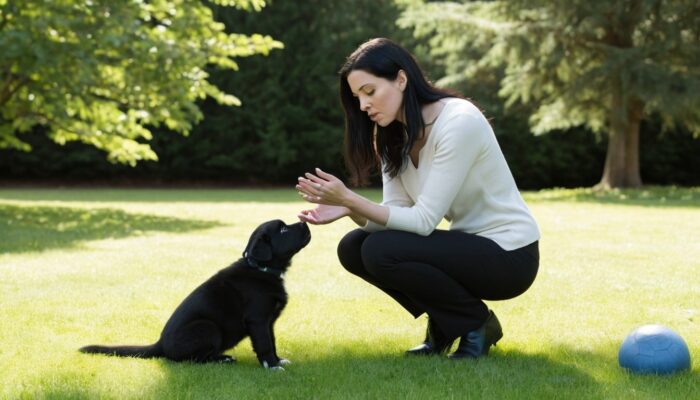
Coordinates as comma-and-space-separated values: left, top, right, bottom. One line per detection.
363, 98, 540, 251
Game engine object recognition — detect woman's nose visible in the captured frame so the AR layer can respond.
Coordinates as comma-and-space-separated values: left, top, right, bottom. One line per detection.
359, 97, 370, 111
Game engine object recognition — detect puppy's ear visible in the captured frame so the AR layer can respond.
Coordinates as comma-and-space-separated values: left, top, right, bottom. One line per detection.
247, 233, 273, 261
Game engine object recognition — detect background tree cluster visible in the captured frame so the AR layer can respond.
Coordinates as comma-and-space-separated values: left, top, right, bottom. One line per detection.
0, 0, 698, 188
0, 0, 280, 164
399, 0, 700, 188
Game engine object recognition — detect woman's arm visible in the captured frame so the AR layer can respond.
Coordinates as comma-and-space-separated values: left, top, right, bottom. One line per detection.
299, 104, 489, 234
384, 110, 486, 235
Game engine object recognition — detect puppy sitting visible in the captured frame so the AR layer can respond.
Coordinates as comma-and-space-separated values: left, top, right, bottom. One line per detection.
80, 219, 311, 369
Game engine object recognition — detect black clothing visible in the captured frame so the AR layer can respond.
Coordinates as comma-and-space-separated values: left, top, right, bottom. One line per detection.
337, 228, 539, 340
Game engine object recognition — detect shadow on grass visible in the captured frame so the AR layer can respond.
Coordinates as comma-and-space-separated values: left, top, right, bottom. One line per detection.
149, 346, 696, 399
22, 343, 698, 399
526, 185, 700, 208
152, 347, 698, 399
0, 204, 221, 254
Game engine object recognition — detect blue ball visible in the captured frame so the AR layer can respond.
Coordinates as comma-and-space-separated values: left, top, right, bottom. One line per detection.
618, 325, 691, 375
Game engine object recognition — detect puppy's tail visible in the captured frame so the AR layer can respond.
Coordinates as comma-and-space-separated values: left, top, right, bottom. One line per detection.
80, 342, 162, 358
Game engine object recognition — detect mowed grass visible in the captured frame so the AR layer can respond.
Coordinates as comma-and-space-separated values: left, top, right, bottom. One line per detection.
0, 186, 698, 399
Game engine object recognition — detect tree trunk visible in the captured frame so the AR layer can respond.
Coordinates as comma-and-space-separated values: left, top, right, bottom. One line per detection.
624, 98, 643, 187
598, 6, 644, 190
598, 90, 643, 189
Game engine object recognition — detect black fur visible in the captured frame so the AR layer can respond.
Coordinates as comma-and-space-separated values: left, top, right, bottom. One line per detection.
80, 219, 311, 368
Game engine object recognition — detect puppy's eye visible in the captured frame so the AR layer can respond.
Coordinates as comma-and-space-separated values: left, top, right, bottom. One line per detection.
280, 226, 289, 234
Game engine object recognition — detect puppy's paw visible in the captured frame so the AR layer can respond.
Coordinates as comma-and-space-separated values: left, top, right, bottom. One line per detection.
278, 358, 292, 366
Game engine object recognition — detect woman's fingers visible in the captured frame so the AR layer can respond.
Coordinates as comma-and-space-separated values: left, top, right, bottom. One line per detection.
304, 172, 326, 186
297, 186, 322, 204
315, 167, 336, 181
297, 178, 321, 196
298, 168, 336, 189
297, 168, 343, 205
298, 209, 321, 224
300, 193, 320, 203
297, 213, 317, 224
299, 175, 324, 188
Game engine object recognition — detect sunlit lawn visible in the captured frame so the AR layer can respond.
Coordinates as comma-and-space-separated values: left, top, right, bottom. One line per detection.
1, 187, 698, 399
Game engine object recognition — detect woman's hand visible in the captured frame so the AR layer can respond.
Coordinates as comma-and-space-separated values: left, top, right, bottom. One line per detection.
296, 168, 351, 207
297, 204, 350, 225
296, 167, 386, 227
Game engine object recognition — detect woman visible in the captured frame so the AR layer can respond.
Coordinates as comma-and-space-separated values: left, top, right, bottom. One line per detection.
296, 38, 540, 359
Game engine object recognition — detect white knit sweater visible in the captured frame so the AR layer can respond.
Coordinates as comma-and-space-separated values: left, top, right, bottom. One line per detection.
363, 98, 540, 251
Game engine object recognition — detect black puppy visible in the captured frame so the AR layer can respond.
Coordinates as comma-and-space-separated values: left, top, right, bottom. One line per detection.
80, 219, 311, 369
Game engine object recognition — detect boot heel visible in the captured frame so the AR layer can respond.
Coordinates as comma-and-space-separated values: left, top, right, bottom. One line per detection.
486, 311, 503, 348
448, 310, 503, 359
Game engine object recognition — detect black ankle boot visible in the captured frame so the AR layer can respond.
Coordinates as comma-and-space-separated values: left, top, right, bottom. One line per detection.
406, 317, 453, 356
448, 310, 503, 359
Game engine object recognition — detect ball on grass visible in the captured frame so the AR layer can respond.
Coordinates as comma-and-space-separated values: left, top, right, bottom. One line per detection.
618, 325, 691, 375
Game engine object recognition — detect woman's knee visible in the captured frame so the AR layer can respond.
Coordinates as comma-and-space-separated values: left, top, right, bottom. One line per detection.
360, 231, 397, 275
337, 229, 369, 276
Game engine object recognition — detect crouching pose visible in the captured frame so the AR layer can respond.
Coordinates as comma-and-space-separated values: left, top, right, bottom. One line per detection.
296, 38, 540, 359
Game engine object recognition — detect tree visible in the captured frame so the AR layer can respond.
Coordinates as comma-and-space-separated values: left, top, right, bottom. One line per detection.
399, 0, 700, 188
154, 0, 410, 182
0, 0, 281, 165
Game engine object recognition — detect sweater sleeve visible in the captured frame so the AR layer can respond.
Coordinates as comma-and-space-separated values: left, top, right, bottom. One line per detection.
385, 111, 486, 236
361, 166, 412, 232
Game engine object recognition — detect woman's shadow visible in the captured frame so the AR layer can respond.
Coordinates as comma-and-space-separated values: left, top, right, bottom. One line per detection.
137, 344, 612, 399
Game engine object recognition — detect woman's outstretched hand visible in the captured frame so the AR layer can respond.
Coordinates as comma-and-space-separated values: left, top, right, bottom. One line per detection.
296, 167, 381, 227
296, 168, 350, 207
297, 204, 350, 225
296, 168, 355, 225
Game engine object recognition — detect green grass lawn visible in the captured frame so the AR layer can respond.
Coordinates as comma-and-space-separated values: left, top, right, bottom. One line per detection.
1, 186, 698, 399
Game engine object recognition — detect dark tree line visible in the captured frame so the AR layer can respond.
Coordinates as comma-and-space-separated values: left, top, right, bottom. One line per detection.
1, 0, 698, 188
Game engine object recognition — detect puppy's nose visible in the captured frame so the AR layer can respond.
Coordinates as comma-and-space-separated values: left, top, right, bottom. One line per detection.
290, 221, 307, 230
296, 221, 310, 233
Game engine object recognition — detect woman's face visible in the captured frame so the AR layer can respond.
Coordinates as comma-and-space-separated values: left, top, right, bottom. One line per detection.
347, 69, 406, 127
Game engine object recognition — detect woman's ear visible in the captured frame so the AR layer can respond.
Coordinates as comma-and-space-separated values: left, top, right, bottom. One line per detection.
397, 70, 407, 92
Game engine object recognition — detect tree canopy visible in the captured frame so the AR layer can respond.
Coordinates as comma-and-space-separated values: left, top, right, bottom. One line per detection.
0, 0, 281, 165
399, 0, 700, 188
1, 1, 698, 188
185, 0, 409, 182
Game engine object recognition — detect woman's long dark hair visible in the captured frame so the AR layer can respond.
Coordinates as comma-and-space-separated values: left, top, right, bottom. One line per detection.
339, 38, 459, 186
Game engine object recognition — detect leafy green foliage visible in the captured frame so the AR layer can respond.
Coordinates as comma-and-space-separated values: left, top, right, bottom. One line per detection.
167, 0, 410, 182
400, 0, 700, 135
0, 0, 426, 185
1, 1, 698, 188
399, 0, 700, 187
0, 0, 281, 164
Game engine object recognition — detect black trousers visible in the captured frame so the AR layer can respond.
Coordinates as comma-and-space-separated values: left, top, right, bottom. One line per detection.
337, 229, 539, 341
